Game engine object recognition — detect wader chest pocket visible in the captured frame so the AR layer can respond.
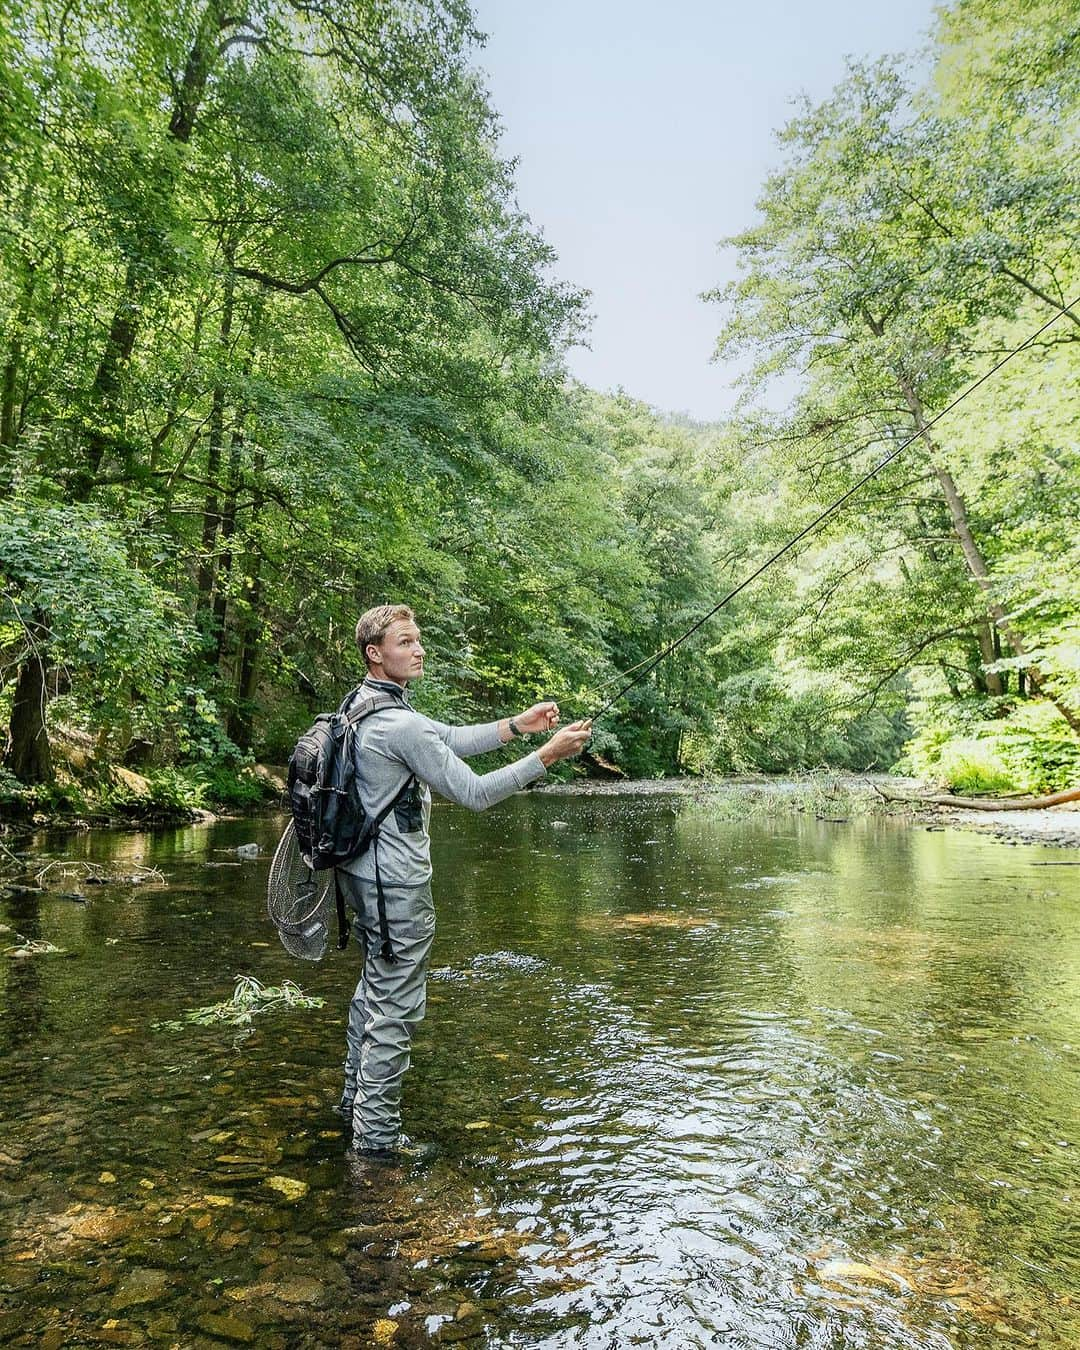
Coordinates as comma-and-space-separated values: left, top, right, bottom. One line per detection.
394, 780, 423, 833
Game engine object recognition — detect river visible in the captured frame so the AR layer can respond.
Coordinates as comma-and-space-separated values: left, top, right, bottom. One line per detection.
1, 792, 1078, 1347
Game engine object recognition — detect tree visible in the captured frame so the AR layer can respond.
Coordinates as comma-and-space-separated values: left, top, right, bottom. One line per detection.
707, 60, 1080, 736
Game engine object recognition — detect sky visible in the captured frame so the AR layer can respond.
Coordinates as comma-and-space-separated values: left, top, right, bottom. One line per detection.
469, 0, 940, 422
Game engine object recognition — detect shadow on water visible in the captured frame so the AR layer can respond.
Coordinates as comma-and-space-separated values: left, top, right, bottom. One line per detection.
1, 796, 1079, 1347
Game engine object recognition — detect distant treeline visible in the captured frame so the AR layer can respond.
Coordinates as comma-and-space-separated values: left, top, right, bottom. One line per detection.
0, 0, 1077, 812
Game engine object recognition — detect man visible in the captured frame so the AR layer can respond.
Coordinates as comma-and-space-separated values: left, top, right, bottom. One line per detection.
337, 603, 592, 1158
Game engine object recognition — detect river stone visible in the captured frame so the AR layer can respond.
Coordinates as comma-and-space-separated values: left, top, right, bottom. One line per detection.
110, 1267, 169, 1309
70, 1207, 135, 1242
265, 1176, 308, 1201
271, 1276, 325, 1305
819, 1258, 911, 1291
225, 1282, 276, 1302
197, 1313, 256, 1343
145, 1316, 179, 1336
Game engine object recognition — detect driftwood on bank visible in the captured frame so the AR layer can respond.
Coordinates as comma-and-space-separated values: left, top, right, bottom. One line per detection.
870, 783, 1080, 812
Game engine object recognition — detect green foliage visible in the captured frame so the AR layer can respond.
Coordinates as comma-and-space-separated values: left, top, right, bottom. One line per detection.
899, 694, 1080, 794
0, 766, 30, 808
0, 502, 187, 694
153, 975, 324, 1032
1, 0, 1077, 799
700, 2, 1080, 790
935, 740, 1018, 794
682, 667, 908, 776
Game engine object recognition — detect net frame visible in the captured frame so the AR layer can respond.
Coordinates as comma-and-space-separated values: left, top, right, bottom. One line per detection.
266, 822, 334, 961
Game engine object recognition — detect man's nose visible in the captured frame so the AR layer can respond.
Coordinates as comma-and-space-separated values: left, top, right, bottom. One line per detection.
416, 644, 425, 657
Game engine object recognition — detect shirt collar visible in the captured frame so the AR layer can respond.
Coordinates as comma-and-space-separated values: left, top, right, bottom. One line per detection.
361, 675, 411, 703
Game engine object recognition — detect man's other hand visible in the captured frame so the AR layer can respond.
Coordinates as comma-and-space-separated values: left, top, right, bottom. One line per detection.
537, 720, 593, 767
516, 701, 560, 734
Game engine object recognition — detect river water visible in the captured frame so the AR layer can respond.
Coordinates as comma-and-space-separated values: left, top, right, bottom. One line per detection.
1, 793, 1078, 1348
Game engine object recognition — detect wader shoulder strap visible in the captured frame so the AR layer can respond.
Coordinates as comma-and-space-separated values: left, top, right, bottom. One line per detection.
335, 776, 417, 957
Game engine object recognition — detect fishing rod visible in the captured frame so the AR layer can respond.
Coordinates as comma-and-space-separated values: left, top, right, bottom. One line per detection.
570, 296, 1079, 725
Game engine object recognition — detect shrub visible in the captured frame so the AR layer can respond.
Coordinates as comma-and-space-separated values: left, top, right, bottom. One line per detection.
934, 739, 1018, 793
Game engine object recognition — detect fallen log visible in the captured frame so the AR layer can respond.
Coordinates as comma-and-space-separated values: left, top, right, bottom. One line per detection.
871, 783, 1080, 811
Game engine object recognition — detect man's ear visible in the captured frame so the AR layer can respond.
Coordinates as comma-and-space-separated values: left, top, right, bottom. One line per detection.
366, 643, 382, 667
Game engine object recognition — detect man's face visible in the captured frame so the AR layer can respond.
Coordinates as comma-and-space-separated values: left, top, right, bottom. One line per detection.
367, 619, 425, 685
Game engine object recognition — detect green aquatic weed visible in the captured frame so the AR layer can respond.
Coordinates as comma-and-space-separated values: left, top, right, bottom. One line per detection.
4, 938, 65, 957
153, 975, 325, 1032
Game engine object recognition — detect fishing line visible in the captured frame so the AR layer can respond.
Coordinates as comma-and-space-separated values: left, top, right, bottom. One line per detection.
574, 296, 1079, 725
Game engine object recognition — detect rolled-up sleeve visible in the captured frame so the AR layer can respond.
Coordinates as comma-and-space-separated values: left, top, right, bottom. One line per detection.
397, 718, 545, 810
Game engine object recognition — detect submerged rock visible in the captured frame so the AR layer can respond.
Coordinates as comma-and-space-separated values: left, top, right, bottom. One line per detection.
270, 1276, 325, 1305
264, 1176, 308, 1201
197, 1312, 256, 1343
68, 1206, 136, 1243
110, 1266, 170, 1309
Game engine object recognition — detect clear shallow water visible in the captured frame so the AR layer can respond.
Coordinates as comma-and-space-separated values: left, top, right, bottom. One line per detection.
1, 794, 1078, 1348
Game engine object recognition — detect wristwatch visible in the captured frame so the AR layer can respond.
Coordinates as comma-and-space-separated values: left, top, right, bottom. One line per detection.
508, 718, 523, 738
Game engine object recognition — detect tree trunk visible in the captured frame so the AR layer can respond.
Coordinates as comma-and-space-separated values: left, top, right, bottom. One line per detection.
1, 264, 36, 467
897, 374, 1080, 733
211, 426, 246, 669
938, 660, 962, 699
228, 564, 263, 752
226, 451, 265, 751
195, 265, 236, 613
3, 616, 53, 784
877, 784, 1080, 811
975, 621, 1005, 696
1, 156, 44, 492
80, 0, 233, 488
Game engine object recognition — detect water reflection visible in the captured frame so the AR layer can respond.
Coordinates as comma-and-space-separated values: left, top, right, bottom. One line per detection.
1, 797, 1078, 1346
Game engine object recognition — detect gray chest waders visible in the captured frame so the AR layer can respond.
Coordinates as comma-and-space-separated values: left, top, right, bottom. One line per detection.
334, 776, 416, 963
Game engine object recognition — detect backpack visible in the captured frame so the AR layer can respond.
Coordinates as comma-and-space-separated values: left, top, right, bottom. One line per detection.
286, 688, 414, 961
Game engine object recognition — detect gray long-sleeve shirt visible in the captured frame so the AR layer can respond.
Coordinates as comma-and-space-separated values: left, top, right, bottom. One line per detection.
339, 676, 547, 886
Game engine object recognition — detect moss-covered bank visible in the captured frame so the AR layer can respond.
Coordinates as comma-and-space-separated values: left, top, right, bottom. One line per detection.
0, 726, 283, 828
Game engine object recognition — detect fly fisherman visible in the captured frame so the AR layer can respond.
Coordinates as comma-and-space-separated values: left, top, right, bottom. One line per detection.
338, 603, 592, 1159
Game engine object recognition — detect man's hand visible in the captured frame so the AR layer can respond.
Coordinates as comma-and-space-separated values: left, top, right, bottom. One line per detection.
515, 700, 560, 734
536, 719, 592, 768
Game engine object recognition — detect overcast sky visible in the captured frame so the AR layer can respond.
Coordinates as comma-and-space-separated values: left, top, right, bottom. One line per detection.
469, 0, 939, 421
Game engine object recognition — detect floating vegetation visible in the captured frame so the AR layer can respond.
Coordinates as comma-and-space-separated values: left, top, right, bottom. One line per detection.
33, 860, 165, 887
682, 775, 904, 822
153, 975, 324, 1033
4, 937, 65, 958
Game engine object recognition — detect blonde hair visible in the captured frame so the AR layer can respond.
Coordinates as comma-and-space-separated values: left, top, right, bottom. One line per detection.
355, 604, 415, 666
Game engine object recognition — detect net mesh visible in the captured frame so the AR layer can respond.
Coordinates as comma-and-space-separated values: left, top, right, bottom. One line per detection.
266, 822, 333, 961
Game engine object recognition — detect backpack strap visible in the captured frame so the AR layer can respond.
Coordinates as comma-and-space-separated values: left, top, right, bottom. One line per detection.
335, 775, 416, 958
334, 685, 416, 961
339, 687, 409, 725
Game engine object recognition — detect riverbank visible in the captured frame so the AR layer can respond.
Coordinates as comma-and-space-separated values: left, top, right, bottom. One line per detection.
0, 739, 286, 831
537, 772, 1080, 849
4, 766, 1078, 851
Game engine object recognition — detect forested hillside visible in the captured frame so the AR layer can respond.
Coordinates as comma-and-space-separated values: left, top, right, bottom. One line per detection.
1, 0, 1077, 815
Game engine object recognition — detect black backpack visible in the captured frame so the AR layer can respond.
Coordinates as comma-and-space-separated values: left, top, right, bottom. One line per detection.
287, 689, 414, 961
